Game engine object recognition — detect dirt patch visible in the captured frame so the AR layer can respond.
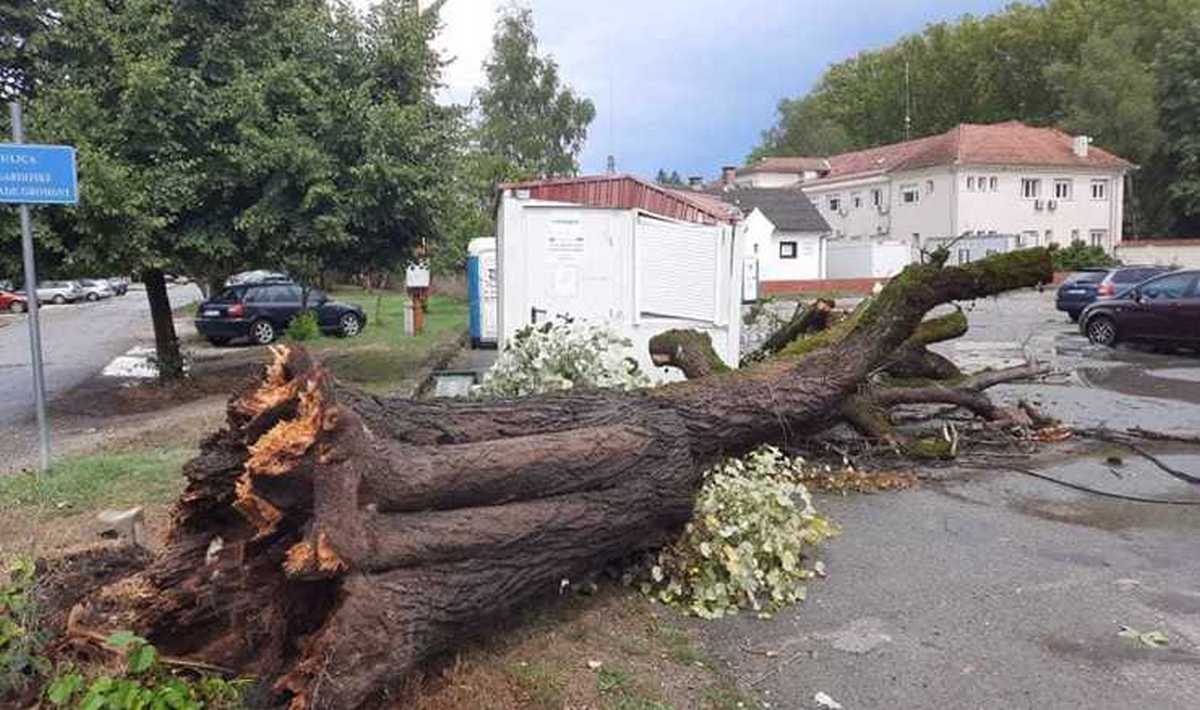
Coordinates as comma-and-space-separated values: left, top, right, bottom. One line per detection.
50, 354, 261, 418
34, 544, 154, 633
410, 587, 749, 710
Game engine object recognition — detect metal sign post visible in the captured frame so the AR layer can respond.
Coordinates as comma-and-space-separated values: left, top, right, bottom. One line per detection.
3, 102, 79, 473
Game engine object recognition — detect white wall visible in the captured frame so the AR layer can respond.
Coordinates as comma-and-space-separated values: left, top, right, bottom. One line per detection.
734, 170, 820, 188
1115, 242, 1200, 269
497, 194, 743, 377
804, 164, 1127, 255
742, 209, 824, 282
954, 166, 1125, 249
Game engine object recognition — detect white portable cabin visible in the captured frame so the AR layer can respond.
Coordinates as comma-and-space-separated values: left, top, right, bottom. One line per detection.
495, 175, 745, 378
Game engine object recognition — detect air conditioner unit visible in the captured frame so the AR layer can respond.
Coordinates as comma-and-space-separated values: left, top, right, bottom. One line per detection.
838, 208, 849, 217
876, 205, 890, 215
1047, 199, 1057, 211
1034, 199, 1044, 211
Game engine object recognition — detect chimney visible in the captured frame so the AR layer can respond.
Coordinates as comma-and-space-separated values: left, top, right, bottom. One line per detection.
721, 165, 737, 186
688, 176, 704, 190
1072, 135, 1090, 158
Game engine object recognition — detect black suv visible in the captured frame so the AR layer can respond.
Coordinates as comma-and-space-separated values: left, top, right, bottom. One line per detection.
194, 282, 366, 345
1055, 265, 1173, 322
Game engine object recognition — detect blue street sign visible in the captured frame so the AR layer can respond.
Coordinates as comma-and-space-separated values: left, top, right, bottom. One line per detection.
0, 143, 78, 205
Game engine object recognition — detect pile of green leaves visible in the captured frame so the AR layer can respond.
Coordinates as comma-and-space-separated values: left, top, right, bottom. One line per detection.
476, 316, 650, 397
1051, 240, 1120, 271
45, 631, 247, 709
641, 447, 838, 619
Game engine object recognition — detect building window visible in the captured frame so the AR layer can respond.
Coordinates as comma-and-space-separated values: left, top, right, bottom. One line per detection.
901, 184, 920, 204
926, 180, 935, 194
1021, 178, 1041, 199
1071, 228, 1080, 243
1091, 180, 1108, 200
871, 188, 883, 207
852, 193, 862, 209
1044, 229, 1053, 246
957, 248, 972, 264
828, 196, 841, 212
779, 241, 798, 259
967, 176, 975, 191
989, 176, 998, 191
1020, 229, 1038, 247
1054, 179, 1073, 200
1089, 229, 1108, 248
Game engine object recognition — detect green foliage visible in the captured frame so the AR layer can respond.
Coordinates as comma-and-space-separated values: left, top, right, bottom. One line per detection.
1045, 26, 1161, 166
751, 94, 853, 162
477, 316, 651, 397
1, 557, 51, 699
1156, 10, 1200, 235
44, 633, 247, 709
286, 310, 321, 342
641, 447, 837, 620
654, 169, 685, 187
1051, 240, 1119, 271
474, 5, 596, 181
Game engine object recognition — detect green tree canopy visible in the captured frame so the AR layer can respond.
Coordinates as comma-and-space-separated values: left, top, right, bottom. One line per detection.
5, 0, 459, 377
473, 4, 595, 182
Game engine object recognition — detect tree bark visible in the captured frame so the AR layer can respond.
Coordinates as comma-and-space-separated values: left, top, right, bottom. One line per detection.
68, 250, 1052, 709
743, 297, 835, 364
142, 268, 184, 381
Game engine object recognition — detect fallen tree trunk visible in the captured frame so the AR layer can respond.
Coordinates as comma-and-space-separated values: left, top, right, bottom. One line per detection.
67, 249, 1051, 709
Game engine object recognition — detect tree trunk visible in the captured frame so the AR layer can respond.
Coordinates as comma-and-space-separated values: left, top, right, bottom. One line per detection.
69, 250, 1052, 709
143, 268, 184, 381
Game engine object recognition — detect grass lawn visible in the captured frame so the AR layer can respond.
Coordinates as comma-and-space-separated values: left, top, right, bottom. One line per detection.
0, 448, 192, 521
301, 288, 468, 394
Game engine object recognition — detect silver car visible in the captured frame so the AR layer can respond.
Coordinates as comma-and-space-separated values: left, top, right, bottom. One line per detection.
77, 278, 115, 301
33, 280, 83, 304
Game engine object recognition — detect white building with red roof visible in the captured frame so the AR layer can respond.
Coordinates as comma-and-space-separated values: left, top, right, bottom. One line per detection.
740, 121, 1132, 260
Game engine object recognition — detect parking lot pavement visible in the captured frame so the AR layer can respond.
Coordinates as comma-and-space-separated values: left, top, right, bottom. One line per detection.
705, 289, 1200, 710
0, 285, 202, 460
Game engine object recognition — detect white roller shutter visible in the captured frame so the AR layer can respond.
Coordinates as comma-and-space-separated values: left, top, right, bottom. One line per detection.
636, 215, 721, 322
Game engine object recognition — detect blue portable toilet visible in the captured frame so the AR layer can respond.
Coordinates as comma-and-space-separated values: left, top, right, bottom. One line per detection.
467, 237, 498, 348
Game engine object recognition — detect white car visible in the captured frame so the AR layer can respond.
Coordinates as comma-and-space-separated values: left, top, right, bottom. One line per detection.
32, 280, 83, 304
77, 278, 115, 301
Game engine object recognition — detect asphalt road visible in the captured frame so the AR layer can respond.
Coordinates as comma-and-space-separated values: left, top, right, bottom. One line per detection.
711, 289, 1200, 709
0, 284, 201, 434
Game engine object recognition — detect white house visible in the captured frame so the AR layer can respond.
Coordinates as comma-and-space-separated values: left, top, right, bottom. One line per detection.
796, 122, 1132, 257
708, 187, 831, 292
733, 157, 830, 188
494, 175, 745, 377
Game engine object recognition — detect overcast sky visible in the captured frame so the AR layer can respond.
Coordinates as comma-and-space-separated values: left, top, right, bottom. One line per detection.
399, 0, 1013, 179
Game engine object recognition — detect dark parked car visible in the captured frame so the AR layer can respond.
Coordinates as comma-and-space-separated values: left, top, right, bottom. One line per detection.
1056, 265, 1173, 322
193, 282, 366, 345
1080, 269, 1200, 347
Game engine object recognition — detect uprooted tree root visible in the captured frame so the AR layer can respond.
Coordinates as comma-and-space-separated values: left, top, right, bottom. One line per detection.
56, 248, 1053, 708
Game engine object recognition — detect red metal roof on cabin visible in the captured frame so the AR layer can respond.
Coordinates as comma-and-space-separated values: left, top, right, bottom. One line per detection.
806, 121, 1134, 186
498, 174, 740, 224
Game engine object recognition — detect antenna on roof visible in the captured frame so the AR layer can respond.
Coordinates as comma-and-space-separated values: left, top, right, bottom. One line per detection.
904, 60, 912, 140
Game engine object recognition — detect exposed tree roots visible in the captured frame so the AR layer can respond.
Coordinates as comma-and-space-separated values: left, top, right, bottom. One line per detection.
62, 249, 1052, 708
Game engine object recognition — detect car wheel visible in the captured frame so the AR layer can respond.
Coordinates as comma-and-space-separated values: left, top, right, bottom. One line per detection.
1085, 315, 1118, 346
338, 313, 363, 338
207, 336, 231, 347
1067, 311, 1080, 323
86, 292, 98, 301
52, 294, 65, 304
10, 301, 26, 313
250, 319, 277, 345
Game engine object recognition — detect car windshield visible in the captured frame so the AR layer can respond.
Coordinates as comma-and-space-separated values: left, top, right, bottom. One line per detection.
214, 288, 245, 302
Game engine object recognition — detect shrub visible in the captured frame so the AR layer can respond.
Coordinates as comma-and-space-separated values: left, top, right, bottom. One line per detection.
641, 447, 838, 619
476, 316, 650, 397
287, 310, 321, 342
1, 558, 50, 699
1051, 240, 1119, 271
